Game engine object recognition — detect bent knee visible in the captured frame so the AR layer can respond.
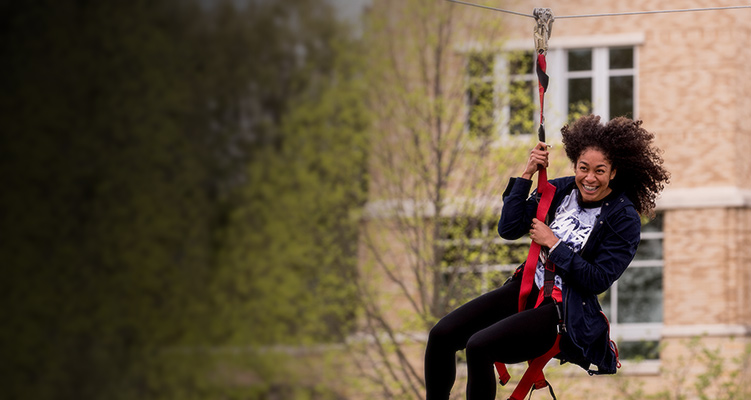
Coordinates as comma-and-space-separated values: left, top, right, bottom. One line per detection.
465, 333, 493, 362
428, 320, 453, 344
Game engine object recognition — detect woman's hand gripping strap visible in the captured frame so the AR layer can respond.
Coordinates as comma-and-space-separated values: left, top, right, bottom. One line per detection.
517, 168, 556, 313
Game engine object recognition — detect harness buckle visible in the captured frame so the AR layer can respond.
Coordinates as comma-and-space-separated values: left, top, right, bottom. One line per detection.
554, 301, 567, 334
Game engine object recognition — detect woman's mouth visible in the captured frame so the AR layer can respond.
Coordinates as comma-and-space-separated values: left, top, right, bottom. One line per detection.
582, 184, 598, 193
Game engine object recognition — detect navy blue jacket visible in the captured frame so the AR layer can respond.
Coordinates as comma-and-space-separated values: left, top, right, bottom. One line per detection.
498, 176, 641, 374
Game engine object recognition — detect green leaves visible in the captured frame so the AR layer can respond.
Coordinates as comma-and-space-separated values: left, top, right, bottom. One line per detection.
1, 0, 367, 399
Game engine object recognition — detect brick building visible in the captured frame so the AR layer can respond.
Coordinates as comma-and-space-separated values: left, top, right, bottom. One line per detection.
357, 0, 751, 398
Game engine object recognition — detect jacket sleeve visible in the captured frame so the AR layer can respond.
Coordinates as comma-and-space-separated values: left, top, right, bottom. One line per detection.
547, 205, 641, 295
497, 177, 538, 240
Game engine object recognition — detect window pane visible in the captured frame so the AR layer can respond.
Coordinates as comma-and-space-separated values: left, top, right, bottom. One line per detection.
467, 53, 495, 137
568, 78, 592, 121
642, 213, 664, 232
636, 213, 663, 260
510, 79, 535, 135
467, 81, 494, 137
609, 75, 633, 119
509, 51, 534, 75
600, 289, 612, 321
468, 53, 493, 78
568, 49, 592, 71
438, 216, 517, 310
634, 238, 662, 261
618, 340, 660, 360
617, 266, 662, 323
609, 47, 633, 69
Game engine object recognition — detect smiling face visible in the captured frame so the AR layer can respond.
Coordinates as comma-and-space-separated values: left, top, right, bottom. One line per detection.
575, 148, 616, 203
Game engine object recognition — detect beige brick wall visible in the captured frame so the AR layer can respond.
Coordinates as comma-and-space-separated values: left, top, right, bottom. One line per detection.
663, 208, 743, 326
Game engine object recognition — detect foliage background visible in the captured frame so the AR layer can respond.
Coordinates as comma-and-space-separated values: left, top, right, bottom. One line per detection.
0, 0, 367, 399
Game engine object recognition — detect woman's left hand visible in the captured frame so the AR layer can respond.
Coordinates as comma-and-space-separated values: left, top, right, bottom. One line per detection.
529, 218, 559, 248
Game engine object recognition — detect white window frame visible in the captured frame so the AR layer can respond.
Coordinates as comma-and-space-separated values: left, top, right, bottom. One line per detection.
608, 230, 664, 344
462, 33, 644, 143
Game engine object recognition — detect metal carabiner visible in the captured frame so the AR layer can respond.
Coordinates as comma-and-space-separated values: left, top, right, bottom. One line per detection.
533, 8, 555, 55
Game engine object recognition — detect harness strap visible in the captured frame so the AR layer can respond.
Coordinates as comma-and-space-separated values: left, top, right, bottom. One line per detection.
516, 170, 556, 313
535, 260, 562, 308
495, 300, 565, 396
536, 52, 548, 141
508, 335, 561, 400
494, 10, 561, 398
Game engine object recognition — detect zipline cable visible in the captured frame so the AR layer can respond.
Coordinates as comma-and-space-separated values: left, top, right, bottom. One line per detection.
446, 0, 535, 17
556, 5, 751, 19
445, 0, 751, 19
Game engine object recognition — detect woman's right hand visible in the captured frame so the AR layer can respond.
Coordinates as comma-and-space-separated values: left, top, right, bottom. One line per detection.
521, 142, 550, 180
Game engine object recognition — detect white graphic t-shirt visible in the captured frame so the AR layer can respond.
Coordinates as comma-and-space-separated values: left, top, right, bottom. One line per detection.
535, 189, 601, 290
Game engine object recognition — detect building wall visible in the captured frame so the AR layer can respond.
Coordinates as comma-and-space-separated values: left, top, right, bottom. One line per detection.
359, 0, 751, 398
506, 1, 751, 397
505, 1, 751, 397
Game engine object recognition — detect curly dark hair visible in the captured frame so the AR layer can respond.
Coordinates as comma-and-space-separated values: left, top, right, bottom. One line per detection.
561, 115, 670, 216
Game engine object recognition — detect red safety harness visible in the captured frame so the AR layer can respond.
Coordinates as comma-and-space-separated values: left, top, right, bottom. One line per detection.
493, 9, 564, 400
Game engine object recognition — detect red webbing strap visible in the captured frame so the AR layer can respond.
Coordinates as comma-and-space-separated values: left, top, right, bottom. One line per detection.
517, 168, 556, 313
517, 49, 553, 312
493, 335, 561, 399
535, 283, 562, 308
537, 53, 548, 129
494, 169, 556, 388
508, 335, 561, 400
495, 362, 511, 386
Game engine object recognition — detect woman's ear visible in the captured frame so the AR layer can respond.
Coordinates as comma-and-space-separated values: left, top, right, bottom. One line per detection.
610, 168, 617, 180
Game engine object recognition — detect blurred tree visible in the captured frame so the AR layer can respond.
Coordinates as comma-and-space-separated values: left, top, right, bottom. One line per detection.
0, 0, 367, 399
209, 2, 370, 398
0, 1, 219, 399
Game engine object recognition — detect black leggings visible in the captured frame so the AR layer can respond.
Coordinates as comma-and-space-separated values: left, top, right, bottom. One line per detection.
424, 277, 559, 400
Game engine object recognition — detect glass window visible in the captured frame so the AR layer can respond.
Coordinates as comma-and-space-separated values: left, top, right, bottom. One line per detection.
509, 50, 534, 75
610, 76, 634, 119
509, 80, 535, 136
466, 53, 495, 137
465, 46, 636, 138
618, 341, 660, 361
568, 77, 593, 122
609, 47, 633, 69
568, 49, 592, 71
601, 212, 663, 360
566, 46, 635, 122
608, 47, 635, 119
566, 49, 594, 123
617, 266, 663, 323
508, 51, 535, 136
467, 82, 494, 137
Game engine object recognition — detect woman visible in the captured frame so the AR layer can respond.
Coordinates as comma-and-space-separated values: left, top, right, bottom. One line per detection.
424, 115, 670, 400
